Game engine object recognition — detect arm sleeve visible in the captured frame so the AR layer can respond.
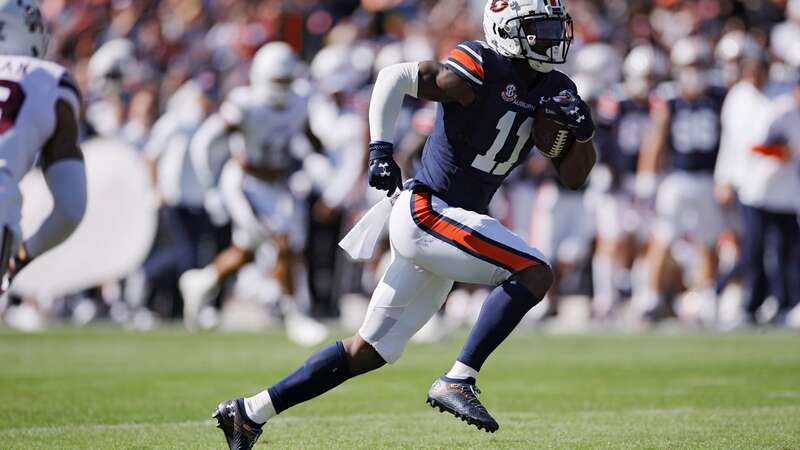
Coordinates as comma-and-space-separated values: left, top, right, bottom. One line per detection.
190, 114, 228, 188
322, 117, 367, 208
368, 62, 419, 144
25, 160, 87, 258
143, 114, 176, 160
444, 42, 486, 92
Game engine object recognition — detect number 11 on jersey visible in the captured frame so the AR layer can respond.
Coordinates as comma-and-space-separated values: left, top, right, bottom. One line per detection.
471, 111, 533, 176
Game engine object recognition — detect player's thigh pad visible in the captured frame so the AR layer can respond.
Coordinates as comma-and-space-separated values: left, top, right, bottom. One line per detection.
593, 191, 625, 241
655, 172, 721, 246
390, 189, 548, 287
219, 162, 305, 251
358, 251, 453, 364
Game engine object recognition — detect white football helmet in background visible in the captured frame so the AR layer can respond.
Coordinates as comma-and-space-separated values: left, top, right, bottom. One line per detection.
671, 36, 713, 95
574, 43, 622, 90
87, 38, 137, 95
623, 44, 668, 98
310, 44, 371, 95
483, 0, 574, 72
670, 36, 712, 68
715, 31, 763, 86
250, 41, 300, 106
0, 0, 48, 58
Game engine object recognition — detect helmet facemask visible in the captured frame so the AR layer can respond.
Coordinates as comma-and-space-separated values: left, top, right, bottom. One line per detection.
507, 13, 573, 66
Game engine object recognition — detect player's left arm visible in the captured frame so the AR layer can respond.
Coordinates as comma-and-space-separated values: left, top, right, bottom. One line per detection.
25, 98, 87, 260
555, 139, 597, 190
544, 90, 597, 189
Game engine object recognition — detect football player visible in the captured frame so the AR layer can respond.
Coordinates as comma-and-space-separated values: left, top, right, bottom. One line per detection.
0, 0, 86, 295
212, 1, 596, 447
638, 36, 726, 320
590, 44, 668, 319
179, 42, 327, 345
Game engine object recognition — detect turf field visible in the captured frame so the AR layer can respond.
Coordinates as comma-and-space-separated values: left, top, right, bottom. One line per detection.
1, 327, 798, 449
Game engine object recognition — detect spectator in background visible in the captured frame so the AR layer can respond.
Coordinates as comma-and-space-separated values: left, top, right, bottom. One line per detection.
743, 75, 800, 324
716, 54, 799, 325
638, 36, 726, 321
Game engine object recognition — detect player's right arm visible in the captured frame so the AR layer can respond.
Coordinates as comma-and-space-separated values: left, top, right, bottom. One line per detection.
636, 96, 670, 199
190, 93, 247, 188
24, 99, 87, 260
366, 49, 477, 195
369, 58, 476, 144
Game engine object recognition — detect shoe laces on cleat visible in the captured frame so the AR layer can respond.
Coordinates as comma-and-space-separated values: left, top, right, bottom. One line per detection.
452, 382, 484, 407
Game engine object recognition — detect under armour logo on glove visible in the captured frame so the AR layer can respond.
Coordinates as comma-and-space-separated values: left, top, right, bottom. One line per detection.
378, 162, 392, 177
543, 90, 595, 143
368, 141, 403, 196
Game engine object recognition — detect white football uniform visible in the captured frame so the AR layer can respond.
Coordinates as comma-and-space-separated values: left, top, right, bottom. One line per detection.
217, 85, 308, 251
528, 181, 593, 265
306, 93, 366, 209
0, 55, 81, 250
144, 108, 207, 208
357, 189, 548, 363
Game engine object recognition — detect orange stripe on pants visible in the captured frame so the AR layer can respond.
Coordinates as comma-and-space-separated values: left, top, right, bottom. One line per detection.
412, 192, 539, 273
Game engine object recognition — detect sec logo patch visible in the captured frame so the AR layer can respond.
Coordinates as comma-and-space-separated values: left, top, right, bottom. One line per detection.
501, 84, 517, 103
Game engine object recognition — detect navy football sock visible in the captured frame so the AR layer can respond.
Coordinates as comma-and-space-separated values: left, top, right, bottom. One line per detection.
457, 280, 542, 371
267, 341, 353, 414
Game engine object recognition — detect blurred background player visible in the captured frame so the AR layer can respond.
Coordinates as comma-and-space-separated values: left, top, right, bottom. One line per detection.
0, 0, 86, 305
133, 74, 230, 320
178, 42, 327, 345
589, 44, 669, 320
303, 43, 370, 317
638, 36, 726, 322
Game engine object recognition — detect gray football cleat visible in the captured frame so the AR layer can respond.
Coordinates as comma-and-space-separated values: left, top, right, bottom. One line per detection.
426, 376, 499, 433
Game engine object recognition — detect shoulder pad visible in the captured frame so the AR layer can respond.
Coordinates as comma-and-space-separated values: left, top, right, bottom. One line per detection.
445, 41, 486, 90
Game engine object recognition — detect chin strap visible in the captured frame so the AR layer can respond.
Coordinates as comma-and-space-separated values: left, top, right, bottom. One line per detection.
528, 59, 554, 73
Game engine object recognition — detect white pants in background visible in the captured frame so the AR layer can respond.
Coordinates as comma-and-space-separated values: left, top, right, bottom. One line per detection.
654, 172, 723, 247
528, 182, 593, 264
218, 161, 305, 252
358, 188, 548, 364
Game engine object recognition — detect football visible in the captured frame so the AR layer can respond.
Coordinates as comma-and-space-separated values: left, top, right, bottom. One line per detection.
533, 106, 575, 159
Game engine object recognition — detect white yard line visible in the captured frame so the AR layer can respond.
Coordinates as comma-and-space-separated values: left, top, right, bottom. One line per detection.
3, 405, 799, 435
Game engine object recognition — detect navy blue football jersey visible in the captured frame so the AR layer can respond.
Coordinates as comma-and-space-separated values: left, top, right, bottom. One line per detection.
598, 96, 651, 175
666, 86, 726, 173
413, 41, 577, 213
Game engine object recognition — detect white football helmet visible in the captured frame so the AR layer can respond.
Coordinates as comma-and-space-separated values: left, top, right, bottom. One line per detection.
483, 0, 574, 72
250, 41, 299, 105
0, 0, 48, 58
670, 36, 712, 68
623, 45, 668, 98
574, 43, 622, 89
671, 36, 712, 95
310, 44, 370, 95
715, 30, 761, 62
88, 38, 136, 95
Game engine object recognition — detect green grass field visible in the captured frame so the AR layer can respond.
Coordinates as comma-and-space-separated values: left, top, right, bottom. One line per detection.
1, 327, 798, 449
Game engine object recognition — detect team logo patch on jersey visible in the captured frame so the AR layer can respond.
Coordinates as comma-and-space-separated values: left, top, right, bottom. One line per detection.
501, 84, 518, 103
